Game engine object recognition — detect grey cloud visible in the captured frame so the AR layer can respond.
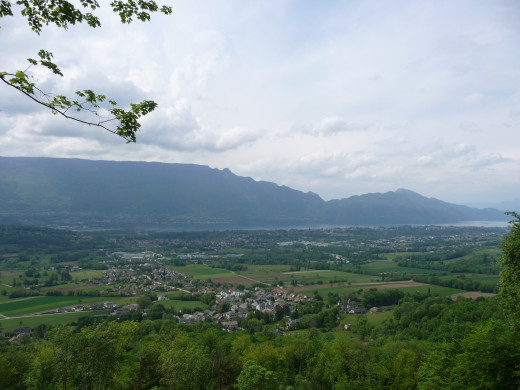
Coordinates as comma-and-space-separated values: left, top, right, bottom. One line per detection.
292, 117, 372, 136
138, 101, 263, 152
458, 121, 480, 132
464, 153, 510, 170
281, 150, 378, 180
417, 143, 509, 170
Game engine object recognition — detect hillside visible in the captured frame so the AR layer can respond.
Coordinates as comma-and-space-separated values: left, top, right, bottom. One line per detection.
0, 156, 507, 229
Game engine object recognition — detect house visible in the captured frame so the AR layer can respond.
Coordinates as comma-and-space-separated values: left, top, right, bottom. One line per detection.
369, 307, 378, 314
122, 304, 139, 312
350, 307, 366, 314
14, 327, 32, 335
179, 314, 196, 324
56, 307, 68, 313
338, 299, 355, 313
286, 318, 300, 329
221, 321, 239, 331
225, 311, 239, 320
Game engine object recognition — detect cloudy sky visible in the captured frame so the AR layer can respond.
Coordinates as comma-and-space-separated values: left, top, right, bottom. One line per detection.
1, 0, 519, 206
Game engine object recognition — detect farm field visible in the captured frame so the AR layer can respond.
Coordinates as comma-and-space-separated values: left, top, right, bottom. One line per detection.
0, 296, 128, 317
235, 267, 381, 285
295, 281, 462, 297
0, 311, 98, 333
1, 269, 65, 289
442, 248, 501, 263
39, 284, 105, 293
158, 299, 208, 311
70, 269, 106, 280
380, 252, 422, 259
343, 259, 450, 275
167, 264, 234, 279
0, 285, 17, 303
237, 264, 293, 277
0, 270, 25, 285
336, 309, 394, 328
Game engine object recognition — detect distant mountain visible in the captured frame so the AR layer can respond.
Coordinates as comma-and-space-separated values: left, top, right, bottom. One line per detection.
0, 157, 508, 229
465, 198, 520, 211
322, 189, 506, 225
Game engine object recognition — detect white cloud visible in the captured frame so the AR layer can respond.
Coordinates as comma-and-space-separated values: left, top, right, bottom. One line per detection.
293, 117, 372, 136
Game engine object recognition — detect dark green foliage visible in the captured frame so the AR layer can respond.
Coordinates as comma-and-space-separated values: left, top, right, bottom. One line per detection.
499, 212, 520, 322
417, 319, 520, 390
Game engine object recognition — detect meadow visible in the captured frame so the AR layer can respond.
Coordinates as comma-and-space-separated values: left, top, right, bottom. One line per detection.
296, 282, 462, 298
158, 299, 208, 311
0, 311, 96, 332
167, 264, 235, 279
0, 296, 125, 317
70, 269, 106, 280
343, 259, 452, 275
235, 266, 381, 285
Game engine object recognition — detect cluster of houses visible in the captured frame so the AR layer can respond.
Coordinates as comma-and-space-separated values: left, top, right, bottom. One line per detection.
84, 264, 186, 296
338, 299, 378, 315
56, 301, 122, 313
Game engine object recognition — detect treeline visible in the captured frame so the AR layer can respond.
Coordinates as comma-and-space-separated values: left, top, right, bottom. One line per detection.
412, 274, 498, 293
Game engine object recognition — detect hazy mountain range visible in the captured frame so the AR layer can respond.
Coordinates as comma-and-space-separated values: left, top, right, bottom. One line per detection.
0, 156, 508, 230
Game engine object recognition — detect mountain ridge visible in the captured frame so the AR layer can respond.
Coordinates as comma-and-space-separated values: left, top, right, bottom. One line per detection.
0, 156, 508, 230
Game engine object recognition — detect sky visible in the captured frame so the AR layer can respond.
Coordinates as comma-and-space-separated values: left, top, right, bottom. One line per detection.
1, 0, 519, 207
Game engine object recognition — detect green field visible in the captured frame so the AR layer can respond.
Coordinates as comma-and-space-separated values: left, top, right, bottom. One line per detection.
381, 252, 422, 260
0, 271, 24, 285
70, 269, 106, 280
0, 285, 17, 303
167, 264, 234, 279
0, 296, 123, 317
296, 283, 462, 298
157, 299, 208, 311
0, 311, 97, 333
344, 260, 448, 275
237, 264, 293, 277
237, 267, 381, 285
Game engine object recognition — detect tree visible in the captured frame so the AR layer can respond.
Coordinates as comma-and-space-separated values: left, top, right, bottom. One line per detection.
236, 361, 277, 390
0, 1, 172, 142
499, 211, 520, 322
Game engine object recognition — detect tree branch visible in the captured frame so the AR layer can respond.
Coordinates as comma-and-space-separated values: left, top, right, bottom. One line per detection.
0, 74, 132, 142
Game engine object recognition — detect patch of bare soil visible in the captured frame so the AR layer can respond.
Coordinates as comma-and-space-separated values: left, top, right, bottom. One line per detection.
212, 275, 257, 286
55, 284, 98, 292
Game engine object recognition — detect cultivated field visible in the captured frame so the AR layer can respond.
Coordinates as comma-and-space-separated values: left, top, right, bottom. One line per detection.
0, 311, 96, 332
235, 266, 381, 286
343, 259, 444, 275
295, 281, 462, 297
0, 296, 126, 317
167, 264, 235, 279
158, 299, 208, 311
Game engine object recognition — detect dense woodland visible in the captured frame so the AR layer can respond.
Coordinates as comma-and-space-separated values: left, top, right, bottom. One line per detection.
1, 293, 518, 389
0, 221, 519, 389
